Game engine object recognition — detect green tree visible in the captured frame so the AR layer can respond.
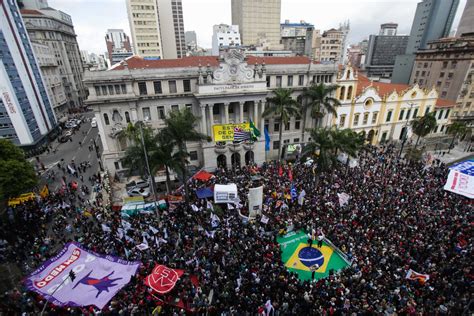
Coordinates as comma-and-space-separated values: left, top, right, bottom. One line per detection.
263, 88, 301, 161
161, 108, 210, 203
302, 83, 340, 138
0, 139, 38, 200
411, 112, 437, 148
447, 121, 468, 153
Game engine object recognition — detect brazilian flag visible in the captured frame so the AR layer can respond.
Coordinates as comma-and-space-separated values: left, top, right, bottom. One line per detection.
250, 120, 260, 141
277, 230, 350, 281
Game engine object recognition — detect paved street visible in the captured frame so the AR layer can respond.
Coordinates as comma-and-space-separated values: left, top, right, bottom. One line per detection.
30, 112, 102, 198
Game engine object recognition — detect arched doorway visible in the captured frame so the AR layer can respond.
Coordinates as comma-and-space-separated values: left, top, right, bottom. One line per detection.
367, 130, 375, 143
245, 151, 254, 165
217, 154, 227, 169
231, 152, 241, 169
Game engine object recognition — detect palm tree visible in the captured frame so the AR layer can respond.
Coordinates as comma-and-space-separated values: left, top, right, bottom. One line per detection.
447, 122, 468, 153
411, 112, 437, 148
302, 83, 340, 139
331, 128, 365, 161
302, 127, 336, 177
150, 131, 180, 194
161, 108, 210, 203
263, 88, 301, 161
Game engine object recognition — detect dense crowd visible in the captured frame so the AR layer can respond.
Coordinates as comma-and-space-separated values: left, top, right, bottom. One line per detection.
0, 144, 472, 315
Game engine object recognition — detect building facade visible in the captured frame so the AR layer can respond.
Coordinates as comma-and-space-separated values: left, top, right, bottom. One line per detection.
31, 42, 67, 119
392, 0, 460, 84
280, 20, 313, 56
457, 0, 474, 36
126, 0, 185, 59
105, 29, 133, 65
185, 30, 197, 52
319, 28, 345, 63
335, 65, 454, 143
21, 5, 85, 111
409, 35, 474, 102
0, 0, 57, 148
84, 50, 338, 175
231, 0, 282, 50
212, 24, 241, 56
364, 24, 409, 79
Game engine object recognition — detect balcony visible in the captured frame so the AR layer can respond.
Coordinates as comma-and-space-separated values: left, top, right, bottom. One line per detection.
214, 143, 227, 154
228, 143, 241, 152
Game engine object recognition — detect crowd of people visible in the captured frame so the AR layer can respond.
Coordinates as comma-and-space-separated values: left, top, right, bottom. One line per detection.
0, 144, 471, 315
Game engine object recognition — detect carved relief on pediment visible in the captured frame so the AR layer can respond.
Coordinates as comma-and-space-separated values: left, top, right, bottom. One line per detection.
213, 49, 254, 84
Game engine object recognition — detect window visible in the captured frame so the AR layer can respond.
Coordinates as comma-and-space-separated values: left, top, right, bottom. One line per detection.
213, 105, 220, 115
103, 113, 109, 125
440, 72, 445, 78
441, 91, 447, 98
440, 125, 445, 132
436, 81, 442, 87
372, 112, 378, 124
189, 151, 198, 161
285, 122, 290, 130
171, 105, 179, 112
169, 80, 177, 93
142, 107, 150, 120
287, 75, 293, 87
138, 82, 147, 95
266, 76, 270, 87
294, 138, 300, 143
399, 109, 405, 120
425, 106, 430, 115
186, 104, 192, 111
95, 86, 101, 96
153, 81, 162, 94
108, 85, 114, 95
340, 86, 346, 100
413, 108, 418, 118
353, 113, 360, 126
115, 85, 121, 94
386, 110, 392, 122
406, 109, 411, 120
442, 61, 448, 69
339, 114, 346, 127
114, 161, 120, 170
183, 79, 191, 92
274, 122, 280, 132
362, 113, 369, 125
121, 84, 126, 94
276, 76, 282, 88
298, 75, 304, 86
283, 139, 290, 144
444, 109, 450, 119
273, 140, 280, 150
125, 111, 130, 123
295, 120, 300, 129
437, 110, 443, 119
101, 86, 107, 95
157, 106, 165, 119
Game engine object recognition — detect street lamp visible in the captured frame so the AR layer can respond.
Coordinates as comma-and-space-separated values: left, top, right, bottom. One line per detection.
398, 102, 415, 158
138, 118, 157, 201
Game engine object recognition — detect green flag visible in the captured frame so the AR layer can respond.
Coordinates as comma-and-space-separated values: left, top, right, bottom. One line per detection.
250, 120, 261, 139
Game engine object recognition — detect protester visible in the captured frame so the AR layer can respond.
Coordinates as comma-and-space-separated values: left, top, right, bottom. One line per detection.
0, 144, 472, 314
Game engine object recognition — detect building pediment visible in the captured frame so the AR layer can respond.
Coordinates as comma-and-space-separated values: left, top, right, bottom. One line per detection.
213, 50, 255, 84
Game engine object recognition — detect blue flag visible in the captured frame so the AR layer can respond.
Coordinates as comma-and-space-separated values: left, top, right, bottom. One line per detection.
290, 184, 297, 200
264, 126, 270, 151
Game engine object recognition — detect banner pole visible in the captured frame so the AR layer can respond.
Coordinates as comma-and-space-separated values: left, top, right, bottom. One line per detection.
40, 274, 72, 316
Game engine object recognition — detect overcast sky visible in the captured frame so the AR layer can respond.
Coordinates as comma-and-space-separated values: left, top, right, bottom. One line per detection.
48, 0, 467, 55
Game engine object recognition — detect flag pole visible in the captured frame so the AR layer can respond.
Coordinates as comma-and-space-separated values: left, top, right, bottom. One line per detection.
40, 272, 74, 316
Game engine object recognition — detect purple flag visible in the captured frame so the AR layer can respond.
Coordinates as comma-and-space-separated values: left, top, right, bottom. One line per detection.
25, 242, 140, 309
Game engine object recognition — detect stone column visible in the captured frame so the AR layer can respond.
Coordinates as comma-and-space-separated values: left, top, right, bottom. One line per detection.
200, 104, 206, 134
209, 104, 214, 138
239, 101, 244, 123
224, 103, 229, 124
253, 100, 258, 124
260, 100, 266, 131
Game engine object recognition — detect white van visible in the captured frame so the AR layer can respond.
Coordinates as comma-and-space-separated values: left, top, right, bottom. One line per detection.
91, 118, 97, 128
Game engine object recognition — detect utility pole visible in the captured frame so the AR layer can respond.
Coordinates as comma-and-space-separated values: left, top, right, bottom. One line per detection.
138, 120, 157, 201
398, 102, 415, 158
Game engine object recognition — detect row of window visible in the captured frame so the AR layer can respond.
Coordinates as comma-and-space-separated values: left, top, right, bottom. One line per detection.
264, 120, 301, 133
102, 104, 192, 125
138, 79, 191, 95
270, 74, 333, 88
272, 138, 301, 150
339, 112, 378, 127
95, 84, 127, 96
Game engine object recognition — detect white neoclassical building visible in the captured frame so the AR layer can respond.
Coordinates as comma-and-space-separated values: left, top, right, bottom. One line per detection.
83, 50, 338, 176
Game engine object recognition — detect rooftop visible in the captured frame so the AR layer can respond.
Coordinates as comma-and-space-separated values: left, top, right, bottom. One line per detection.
356, 75, 410, 97
435, 98, 456, 108
20, 9, 44, 16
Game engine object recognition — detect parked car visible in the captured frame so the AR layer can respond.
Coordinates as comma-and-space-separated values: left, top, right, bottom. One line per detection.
127, 187, 150, 198
58, 135, 71, 143
65, 130, 73, 137
91, 118, 97, 128
126, 180, 149, 190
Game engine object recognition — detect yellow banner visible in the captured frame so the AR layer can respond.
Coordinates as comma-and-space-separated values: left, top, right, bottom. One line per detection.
212, 123, 250, 142
39, 185, 49, 198
8, 192, 36, 206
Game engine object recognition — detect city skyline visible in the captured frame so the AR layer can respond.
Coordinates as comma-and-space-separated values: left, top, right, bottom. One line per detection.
49, 0, 467, 56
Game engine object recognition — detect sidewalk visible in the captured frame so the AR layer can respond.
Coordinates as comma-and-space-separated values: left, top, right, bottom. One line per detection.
425, 141, 473, 165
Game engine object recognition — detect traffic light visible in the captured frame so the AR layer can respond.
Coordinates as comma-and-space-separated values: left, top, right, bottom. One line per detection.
69, 270, 76, 282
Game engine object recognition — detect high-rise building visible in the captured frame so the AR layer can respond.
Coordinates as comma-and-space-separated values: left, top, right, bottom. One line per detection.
280, 20, 314, 56
126, 0, 185, 60
231, 0, 282, 50
456, 0, 474, 36
0, 0, 57, 148
392, 0, 460, 84
20, 0, 86, 110
364, 24, 409, 79
318, 28, 346, 63
105, 29, 132, 65
212, 24, 241, 56
185, 30, 197, 51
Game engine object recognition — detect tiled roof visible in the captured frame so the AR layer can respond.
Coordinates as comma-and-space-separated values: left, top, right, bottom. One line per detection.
356, 75, 410, 98
20, 9, 44, 15
435, 98, 456, 108
110, 55, 313, 70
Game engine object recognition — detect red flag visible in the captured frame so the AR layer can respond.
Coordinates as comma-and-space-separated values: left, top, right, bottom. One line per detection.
278, 166, 283, 177
145, 264, 184, 294
288, 167, 293, 181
